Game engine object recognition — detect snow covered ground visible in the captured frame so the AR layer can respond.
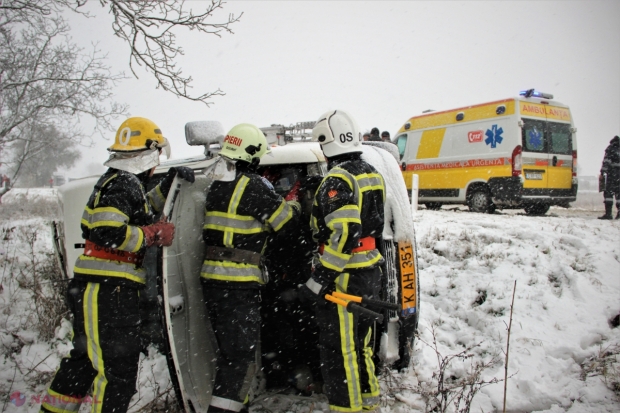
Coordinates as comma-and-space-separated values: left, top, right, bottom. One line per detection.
1, 189, 619, 412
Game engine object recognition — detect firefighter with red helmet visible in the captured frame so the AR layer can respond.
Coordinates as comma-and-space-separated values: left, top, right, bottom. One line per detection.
41, 117, 195, 413
201, 123, 301, 413
299, 110, 386, 413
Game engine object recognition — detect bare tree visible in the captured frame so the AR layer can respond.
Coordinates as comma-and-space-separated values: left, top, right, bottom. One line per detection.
103, 0, 242, 104
0, 16, 127, 139
8, 123, 81, 187
0, 2, 128, 182
0, 0, 241, 185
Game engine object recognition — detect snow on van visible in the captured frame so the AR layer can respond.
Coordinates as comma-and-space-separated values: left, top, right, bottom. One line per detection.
394, 89, 578, 215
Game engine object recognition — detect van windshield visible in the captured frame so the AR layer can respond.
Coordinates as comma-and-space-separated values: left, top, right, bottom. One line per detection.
521, 119, 572, 155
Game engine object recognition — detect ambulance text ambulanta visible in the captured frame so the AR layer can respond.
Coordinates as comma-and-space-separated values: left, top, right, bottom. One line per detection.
394, 90, 578, 215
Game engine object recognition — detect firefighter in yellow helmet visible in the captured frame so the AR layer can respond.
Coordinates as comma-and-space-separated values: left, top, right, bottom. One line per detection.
201, 123, 301, 413
298, 110, 386, 413
41, 117, 195, 413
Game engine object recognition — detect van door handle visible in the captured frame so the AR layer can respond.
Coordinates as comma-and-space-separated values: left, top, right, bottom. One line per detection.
552, 156, 558, 166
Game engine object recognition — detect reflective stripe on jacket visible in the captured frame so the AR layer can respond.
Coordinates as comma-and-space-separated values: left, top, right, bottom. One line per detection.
74, 168, 165, 286
311, 156, 386, 274
201, 172, 298, 285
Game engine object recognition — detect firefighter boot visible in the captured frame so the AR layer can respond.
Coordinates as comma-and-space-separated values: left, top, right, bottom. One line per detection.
598, 202, 613, 220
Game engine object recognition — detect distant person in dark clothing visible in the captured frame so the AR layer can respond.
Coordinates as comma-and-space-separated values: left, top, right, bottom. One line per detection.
368, 127, 382, 142
363, 132, 371, 141
599, 135, 620, 219
381, 131, 391, 143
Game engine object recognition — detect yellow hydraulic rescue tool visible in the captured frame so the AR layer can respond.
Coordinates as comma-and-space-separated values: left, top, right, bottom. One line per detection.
324, 291, 400, 323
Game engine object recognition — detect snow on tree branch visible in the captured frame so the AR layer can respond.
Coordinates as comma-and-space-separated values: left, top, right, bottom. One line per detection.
104, 0, 242, 105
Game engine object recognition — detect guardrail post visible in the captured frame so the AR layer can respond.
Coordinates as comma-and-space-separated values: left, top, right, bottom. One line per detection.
411, 174, 419, 215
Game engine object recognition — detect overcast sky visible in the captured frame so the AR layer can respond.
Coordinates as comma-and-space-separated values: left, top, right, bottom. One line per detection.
64, 0, 619, 177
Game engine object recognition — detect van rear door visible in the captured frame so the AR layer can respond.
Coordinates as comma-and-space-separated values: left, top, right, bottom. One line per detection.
546, 121, 573, 191
521, 118, 549, 189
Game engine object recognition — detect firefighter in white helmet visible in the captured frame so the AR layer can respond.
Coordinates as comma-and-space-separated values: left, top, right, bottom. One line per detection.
201, 123, 301, 413
299, 110, 386, 413
41, 117, 195, 413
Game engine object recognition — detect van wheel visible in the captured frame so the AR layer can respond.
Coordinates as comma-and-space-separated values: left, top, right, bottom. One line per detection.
426, 202, 442, 210
524, 203, 550, 215
467, 189, 494, 213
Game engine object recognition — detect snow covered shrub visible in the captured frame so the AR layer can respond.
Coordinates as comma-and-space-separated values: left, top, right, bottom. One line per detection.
0, 189, 59, 221
580, 341, 620, 397
15, 227, 68, 341
411, 325, 502, 413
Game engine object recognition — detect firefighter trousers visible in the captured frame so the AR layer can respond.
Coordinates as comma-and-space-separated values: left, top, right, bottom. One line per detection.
202, 284, 260, 413
41, 280, 141, 413
316, 267, 382, 413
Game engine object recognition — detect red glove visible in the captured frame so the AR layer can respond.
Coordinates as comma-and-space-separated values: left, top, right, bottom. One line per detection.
285, 180, 302, 202
142, 220, 175, 247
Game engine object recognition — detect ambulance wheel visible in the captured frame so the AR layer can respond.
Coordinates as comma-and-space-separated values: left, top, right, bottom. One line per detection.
467, 188, 493, 213
426, 202, 442, 210
524, 203, 550, 215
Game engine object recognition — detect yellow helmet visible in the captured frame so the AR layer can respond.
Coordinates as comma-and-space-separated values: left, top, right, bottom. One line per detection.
108, 117, 169, 153
219, 123, 270, 163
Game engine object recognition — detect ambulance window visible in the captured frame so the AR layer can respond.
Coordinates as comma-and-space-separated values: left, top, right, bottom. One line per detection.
522, 119, 546, 153
396, 134, 407, 159
548, 122, 572, 155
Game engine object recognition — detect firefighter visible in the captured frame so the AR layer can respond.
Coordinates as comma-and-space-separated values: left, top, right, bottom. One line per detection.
299, 109, 386, 413
201, 123, 300, 413
598, 135, 620, 219
41, 117, 195, 413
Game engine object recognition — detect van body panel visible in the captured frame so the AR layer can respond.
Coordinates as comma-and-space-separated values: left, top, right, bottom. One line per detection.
398, 94, 577, 211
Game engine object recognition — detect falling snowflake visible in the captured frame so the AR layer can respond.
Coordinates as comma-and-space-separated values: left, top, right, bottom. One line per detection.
528, 128, 543, 150
485, 125, 504, 148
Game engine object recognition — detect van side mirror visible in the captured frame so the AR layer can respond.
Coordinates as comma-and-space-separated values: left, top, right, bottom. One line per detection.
185, 121, 226, 146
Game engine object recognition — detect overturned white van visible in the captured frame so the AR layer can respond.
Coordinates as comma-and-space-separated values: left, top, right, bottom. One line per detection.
52, 121, 420, 412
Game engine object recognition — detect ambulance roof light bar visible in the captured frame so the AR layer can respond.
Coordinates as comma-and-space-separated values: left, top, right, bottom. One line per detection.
519, 89, 554, 100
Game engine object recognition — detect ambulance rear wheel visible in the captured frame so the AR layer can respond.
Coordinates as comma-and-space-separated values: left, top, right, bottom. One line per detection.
426, 202, 442, 210
524, 203, 550, 215
467, 189, 493, 213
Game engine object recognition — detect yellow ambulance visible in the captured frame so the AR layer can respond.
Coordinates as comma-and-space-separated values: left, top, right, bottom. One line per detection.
394, 90, 578, 215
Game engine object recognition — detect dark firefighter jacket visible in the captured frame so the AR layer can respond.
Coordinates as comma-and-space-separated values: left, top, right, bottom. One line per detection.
311, 154, 386, 282
601, 136, 620, 193
201, 170, 299, 288
73, 168, 170, 288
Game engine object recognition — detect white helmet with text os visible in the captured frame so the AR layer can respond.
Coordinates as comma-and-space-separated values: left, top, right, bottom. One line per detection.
311, 110, 362, 158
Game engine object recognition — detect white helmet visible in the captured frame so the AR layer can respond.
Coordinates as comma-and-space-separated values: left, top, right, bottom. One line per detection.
311, 110, 362, 158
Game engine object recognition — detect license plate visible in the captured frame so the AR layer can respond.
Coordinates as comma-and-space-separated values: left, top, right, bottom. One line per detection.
398, 241, 417, 317
526, 172, 543, 180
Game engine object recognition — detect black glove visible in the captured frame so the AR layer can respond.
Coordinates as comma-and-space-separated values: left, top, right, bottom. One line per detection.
298, 266, 336, 305
298, 282, 326, 306
300, 175, 323, 192
171, 166, 195, 183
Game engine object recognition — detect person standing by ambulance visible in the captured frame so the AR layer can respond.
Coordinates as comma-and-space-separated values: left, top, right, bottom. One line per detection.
598, 135, 620, 219
299, 109, 386, 413
201, 123, 300, 413
41, 117, 195, 413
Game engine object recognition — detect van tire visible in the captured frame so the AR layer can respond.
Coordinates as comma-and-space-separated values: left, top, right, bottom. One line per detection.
467, 187, 494, 213
524, 203, 550, 215
426, 202, 442, 210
